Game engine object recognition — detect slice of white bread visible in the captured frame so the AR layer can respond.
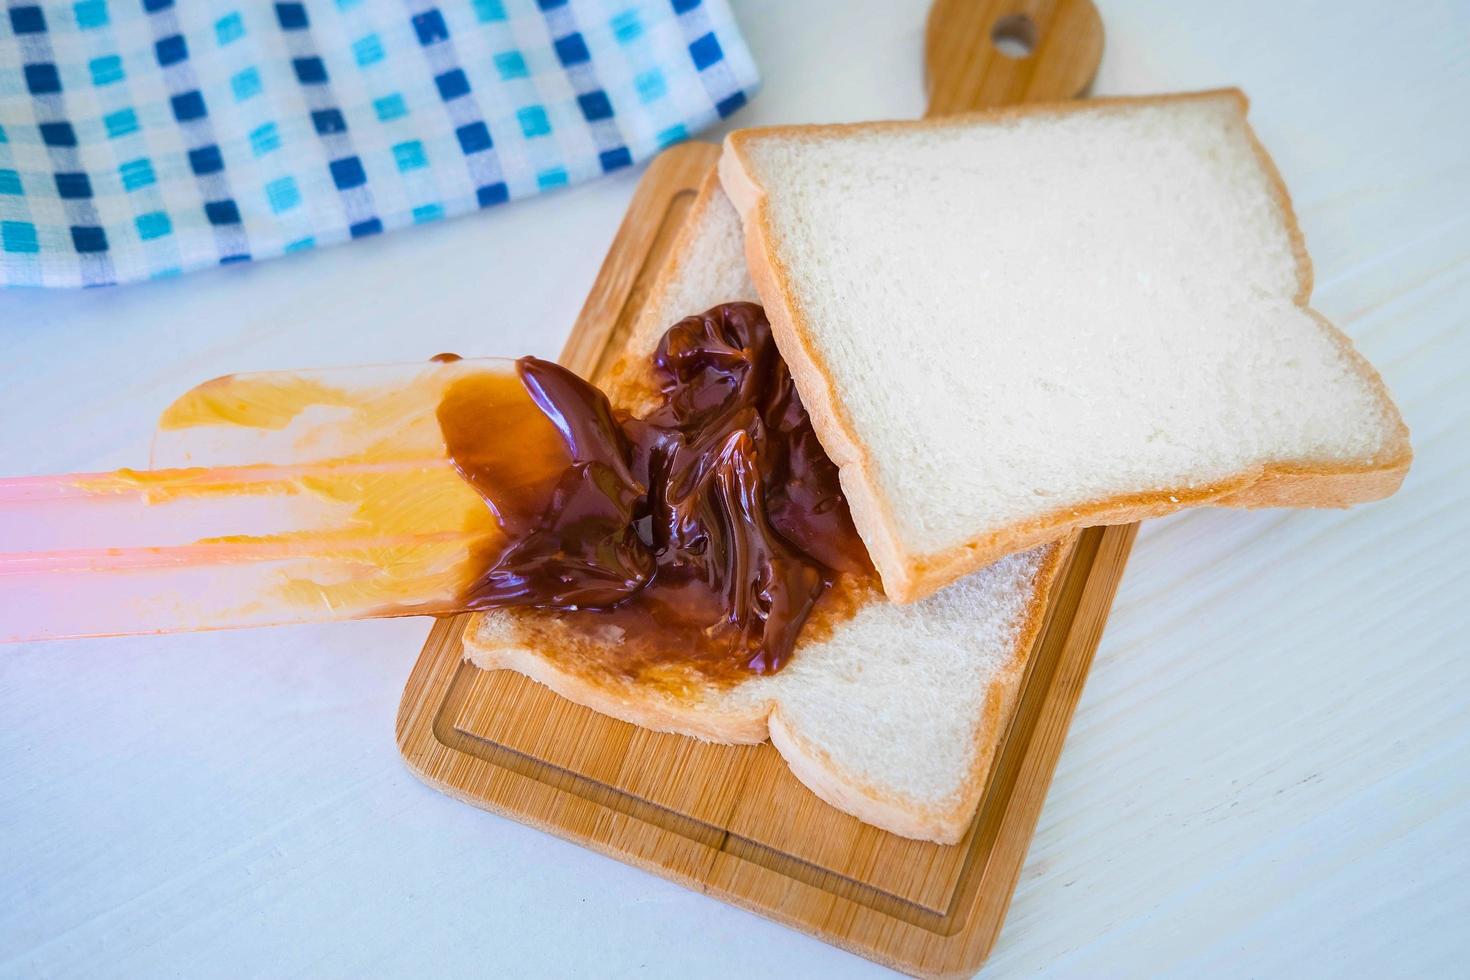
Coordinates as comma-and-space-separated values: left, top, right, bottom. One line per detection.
463, 175, 1064, 844
719, 89, 1412, 602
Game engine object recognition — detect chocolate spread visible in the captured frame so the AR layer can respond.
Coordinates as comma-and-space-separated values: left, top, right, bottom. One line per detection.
435, 302, 873, 681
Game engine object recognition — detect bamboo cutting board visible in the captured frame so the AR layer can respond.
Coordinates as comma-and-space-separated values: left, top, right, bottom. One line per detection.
397, 2, 1118, 975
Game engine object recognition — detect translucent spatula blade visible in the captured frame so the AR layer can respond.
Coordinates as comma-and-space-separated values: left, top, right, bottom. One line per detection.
1, 359, 522, 641
149, 358, 509, 467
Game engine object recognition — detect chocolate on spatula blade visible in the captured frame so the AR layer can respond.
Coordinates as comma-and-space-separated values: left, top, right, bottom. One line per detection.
148, 358, 512, 467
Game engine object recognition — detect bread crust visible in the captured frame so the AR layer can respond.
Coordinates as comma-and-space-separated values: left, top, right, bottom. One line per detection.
466, 634, 771, 743
767, 539, 1067, 842
719, 88, 1412, 603
465, 537, 1066, 844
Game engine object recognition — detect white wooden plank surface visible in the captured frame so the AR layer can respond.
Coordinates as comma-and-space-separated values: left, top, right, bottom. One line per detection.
2, 1, 1466, 976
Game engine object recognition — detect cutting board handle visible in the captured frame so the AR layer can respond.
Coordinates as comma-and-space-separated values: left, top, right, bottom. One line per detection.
925, 0, 1103, 115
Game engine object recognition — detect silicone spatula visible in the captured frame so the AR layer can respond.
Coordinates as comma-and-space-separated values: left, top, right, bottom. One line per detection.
0, 358, 540, 642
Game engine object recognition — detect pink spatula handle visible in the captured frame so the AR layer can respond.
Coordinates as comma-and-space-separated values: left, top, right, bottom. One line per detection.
0, 461, 485, 641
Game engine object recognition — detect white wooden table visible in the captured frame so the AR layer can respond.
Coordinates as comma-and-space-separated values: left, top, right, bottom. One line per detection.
3, 1, 1466, 975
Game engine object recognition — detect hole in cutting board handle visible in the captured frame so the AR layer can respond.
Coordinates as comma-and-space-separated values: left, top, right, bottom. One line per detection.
990, 13, 1038, 58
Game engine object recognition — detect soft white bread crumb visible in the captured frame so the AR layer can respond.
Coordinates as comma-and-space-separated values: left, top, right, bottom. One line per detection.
464, 173, 1061, 844
719, 90, 1411, 601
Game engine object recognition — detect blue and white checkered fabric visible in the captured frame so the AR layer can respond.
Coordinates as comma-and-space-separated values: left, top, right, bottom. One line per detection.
0, 0, 758, 286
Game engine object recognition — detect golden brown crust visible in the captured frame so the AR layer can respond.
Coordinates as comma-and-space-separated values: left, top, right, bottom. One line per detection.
720, 89, 1412, 603
725, 87, 1250, 150
465, 537, 1066, 845
719, 144, 909, 597
765, 538, 1069, 843
466, 634, 771, 743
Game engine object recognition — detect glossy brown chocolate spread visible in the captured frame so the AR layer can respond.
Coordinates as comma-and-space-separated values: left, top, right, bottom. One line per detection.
436, 302, 872, 681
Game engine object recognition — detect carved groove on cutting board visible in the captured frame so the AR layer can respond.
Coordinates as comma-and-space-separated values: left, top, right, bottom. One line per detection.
426, 524, 1117, 934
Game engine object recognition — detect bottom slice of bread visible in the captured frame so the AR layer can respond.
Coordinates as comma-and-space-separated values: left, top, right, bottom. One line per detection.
463, 177, 1061, 844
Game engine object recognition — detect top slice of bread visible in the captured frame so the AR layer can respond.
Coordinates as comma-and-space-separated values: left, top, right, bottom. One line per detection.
463, 173, 1064, 844
719, 89, 1412, 602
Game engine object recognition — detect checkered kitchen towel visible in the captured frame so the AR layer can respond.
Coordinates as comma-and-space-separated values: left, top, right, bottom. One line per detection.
0, 0, 757, 287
